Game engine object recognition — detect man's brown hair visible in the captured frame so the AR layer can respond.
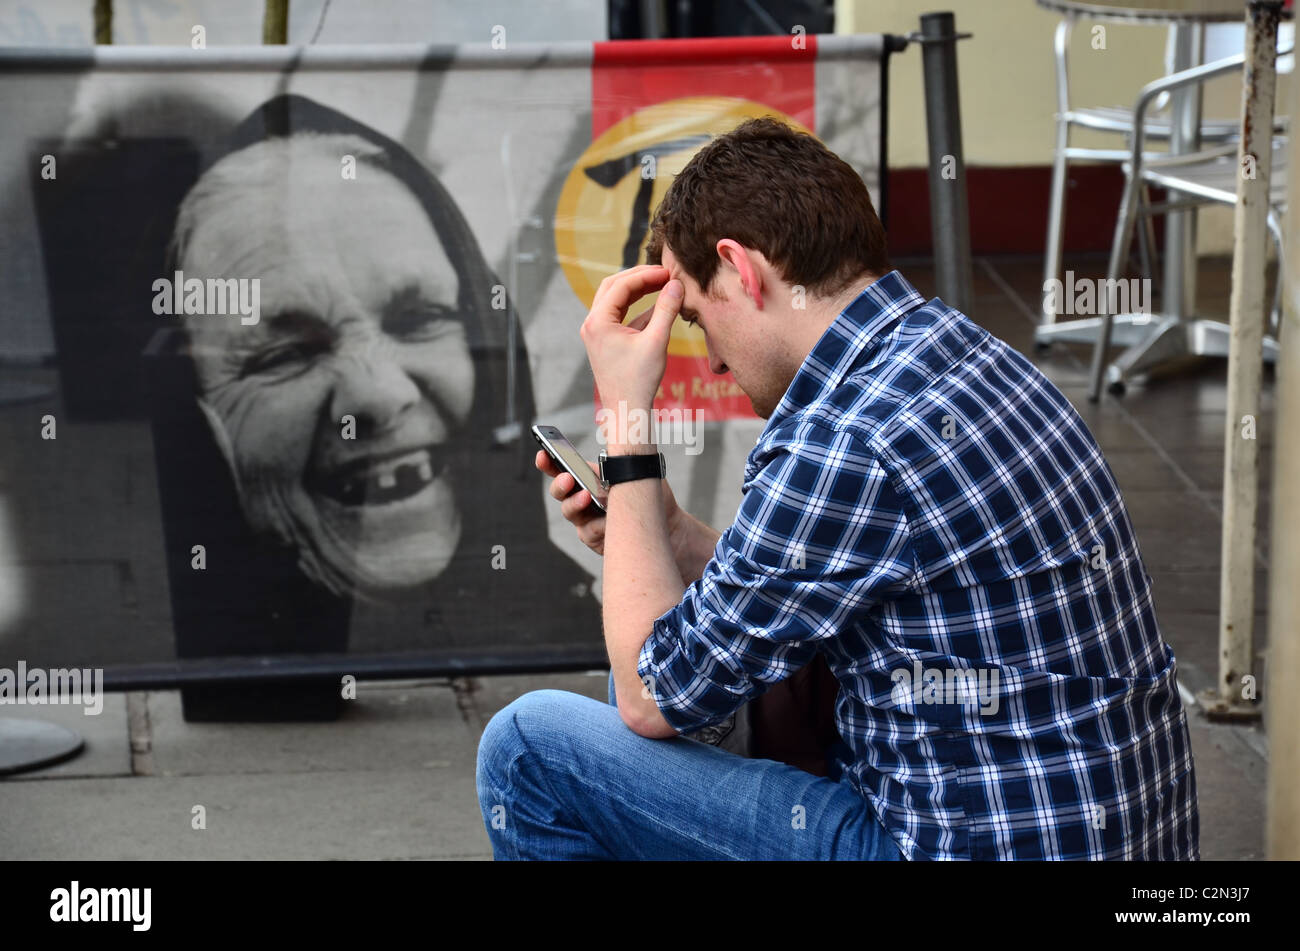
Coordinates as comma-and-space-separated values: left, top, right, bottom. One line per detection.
644, 116, 890, 299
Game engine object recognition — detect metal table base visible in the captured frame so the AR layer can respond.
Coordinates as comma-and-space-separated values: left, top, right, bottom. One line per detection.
0, 718, 85, 776
1035, 313, 1280, 393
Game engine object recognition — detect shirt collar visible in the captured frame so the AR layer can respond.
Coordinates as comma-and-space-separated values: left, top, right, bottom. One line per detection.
759, 269, 926, 435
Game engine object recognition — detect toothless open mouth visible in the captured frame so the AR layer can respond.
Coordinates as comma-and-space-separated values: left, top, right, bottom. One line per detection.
307, 444, 449, 507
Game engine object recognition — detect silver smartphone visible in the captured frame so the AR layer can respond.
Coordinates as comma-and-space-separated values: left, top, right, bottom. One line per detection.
531, 424, 607, 513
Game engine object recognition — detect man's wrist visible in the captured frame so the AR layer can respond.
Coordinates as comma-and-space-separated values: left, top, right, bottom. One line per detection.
595, 397, 659, 456
600, 448, 665, 497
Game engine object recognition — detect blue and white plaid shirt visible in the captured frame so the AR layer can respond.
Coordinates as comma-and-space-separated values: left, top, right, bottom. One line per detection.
638, 270, 1198, 860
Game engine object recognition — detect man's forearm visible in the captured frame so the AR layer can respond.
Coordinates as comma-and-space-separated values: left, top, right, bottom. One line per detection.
667, 504, 722, 585
577, 265, 688, 738
604, 470, 684, 738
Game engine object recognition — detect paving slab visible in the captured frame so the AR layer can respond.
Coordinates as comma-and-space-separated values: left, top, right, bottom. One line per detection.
460, 670, 611, 735
1188, 716, 1268, 861
145, 680, 478, 777
0, 767, 489, 860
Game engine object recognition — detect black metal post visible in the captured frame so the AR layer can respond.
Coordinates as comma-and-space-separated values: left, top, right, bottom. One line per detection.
919, 11, 974, 316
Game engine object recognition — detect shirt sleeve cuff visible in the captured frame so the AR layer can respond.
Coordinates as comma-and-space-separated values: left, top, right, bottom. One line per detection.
635, 605, 698, 735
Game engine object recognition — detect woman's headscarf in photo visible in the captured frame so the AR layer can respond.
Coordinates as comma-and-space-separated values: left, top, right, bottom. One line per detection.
149, 93, 600, 667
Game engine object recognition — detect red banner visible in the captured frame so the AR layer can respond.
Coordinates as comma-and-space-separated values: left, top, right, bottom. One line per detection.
559, 35, 818, 422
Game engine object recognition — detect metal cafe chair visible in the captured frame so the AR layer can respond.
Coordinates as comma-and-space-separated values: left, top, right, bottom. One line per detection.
1086, 48, 1291, 396
1040, 13, 1250, 328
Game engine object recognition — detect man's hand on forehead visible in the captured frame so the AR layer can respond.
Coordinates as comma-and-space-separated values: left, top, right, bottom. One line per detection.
580, 264, 683, 413
590, 264, 672, 323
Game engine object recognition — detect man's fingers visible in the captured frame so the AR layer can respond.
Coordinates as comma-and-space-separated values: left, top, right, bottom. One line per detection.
532, 451, 606, 551
595, 263, 661, 293
539, 450, 606, 518
595, 264, 667, 299
538, 449, 600, 482
625, 305, 654, 332
548, 471, 575, 502
560, 488, 596, 521
616, 281, 682, 340
535, 449, 561, 477
650, 279, 683, 342
589, 265, 670, 324
562, 486, 609, 523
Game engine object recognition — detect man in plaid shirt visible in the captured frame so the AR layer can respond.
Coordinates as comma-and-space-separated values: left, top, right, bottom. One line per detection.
476, 117, 1198, 861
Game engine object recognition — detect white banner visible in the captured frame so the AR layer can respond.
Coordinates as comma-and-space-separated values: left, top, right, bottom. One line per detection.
0, 36, 887, 676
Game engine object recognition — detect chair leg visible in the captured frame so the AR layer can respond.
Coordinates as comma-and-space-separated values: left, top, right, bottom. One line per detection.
1267, 210, 1285, 335
1140, 183, 1162, 301
1043, 123, 1070, 326
1135, 186, 1154, 284
1042, 15, 1074, 329
1088, 173, 1144, 401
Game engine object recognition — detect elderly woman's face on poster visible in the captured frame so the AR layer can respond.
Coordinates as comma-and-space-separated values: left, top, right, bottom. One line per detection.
175, 135, 476, 596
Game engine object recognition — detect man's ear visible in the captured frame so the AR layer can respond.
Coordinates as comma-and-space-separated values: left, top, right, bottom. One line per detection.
715, 239, 764, 310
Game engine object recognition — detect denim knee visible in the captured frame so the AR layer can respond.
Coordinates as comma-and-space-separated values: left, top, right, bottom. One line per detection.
478, 699, 520, 778
478, 688, 584, 774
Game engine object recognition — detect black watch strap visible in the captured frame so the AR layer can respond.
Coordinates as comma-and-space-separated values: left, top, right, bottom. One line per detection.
599, 450, 665, 488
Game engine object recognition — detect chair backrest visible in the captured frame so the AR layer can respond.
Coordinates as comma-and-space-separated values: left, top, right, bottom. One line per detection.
1201, 20, 1294, 72
1153, 21, 1294, 111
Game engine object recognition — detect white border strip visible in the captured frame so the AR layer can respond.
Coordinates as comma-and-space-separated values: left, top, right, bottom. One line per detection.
0, 34, 889, 73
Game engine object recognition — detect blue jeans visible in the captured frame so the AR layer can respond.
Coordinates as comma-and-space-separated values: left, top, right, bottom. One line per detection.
475, 671, 904, 860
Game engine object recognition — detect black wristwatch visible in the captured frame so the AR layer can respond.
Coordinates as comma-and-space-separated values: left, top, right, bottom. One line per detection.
598, 449, 666, 489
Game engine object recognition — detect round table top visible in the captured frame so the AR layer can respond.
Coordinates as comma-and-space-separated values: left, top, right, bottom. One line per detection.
1036, 0, 1287, 24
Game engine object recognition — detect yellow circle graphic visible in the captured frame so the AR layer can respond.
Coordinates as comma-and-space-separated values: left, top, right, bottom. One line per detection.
555, 97, 813, 357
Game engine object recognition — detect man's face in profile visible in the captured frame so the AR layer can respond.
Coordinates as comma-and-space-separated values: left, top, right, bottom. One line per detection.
181, 148, 475, 596
660, 244, 789, 419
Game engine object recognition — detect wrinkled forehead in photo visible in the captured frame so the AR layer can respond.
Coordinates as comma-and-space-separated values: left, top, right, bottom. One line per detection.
148, 104, 526, 606
170, 132, 467, 384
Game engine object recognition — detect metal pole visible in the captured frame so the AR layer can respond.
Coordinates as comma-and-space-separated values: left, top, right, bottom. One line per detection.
1201, 0, 1281, 724
93, 0, 112, 45
1268, 14, 1300, 862
263, 0, 289, 45
640, 0, 667, 39
919, 11, 974, 317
